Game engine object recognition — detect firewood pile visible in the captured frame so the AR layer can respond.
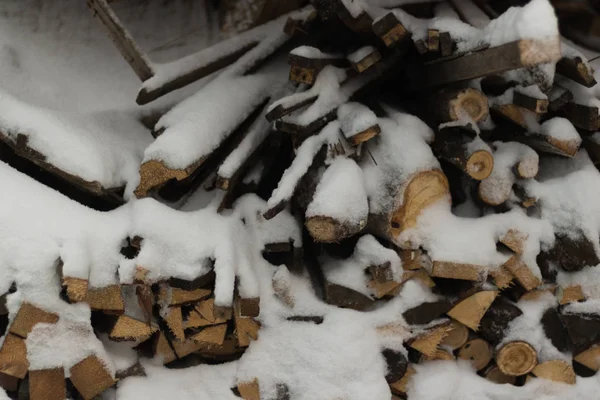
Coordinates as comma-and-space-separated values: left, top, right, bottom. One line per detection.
2, 0, 600, 399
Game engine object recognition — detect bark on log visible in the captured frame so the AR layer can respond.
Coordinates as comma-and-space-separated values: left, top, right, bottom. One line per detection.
434, 134, 494, 181
478, 297, 523, 345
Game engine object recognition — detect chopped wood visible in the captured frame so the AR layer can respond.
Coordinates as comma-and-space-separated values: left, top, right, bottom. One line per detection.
430, 261, 485, 281
458, 338, 493, 370
440, 320, 469, 350
421, 348, 454, 362
428, 29, 440, 53
306, 215, 366, 243
0, 334, 29, 379
234, 300, 260, 348
556, 56, 597, 87
408, 322, 452, 357
369, 261, 394, 284
333, 0, 373, 33
153, 332, 177, 364
389, 366, 415, 396
62, 277, 89, 303
513, 90, 549, 114
439, 32, 453, 57
400, 249, 432, 271
349, 48, 382, 73
431, 88, 489, 123
157, 286, 211, 306
0, 371, 18, 392
434, 134, 494, 181
541, 308, 570, 353
237, 297, 260, 318
502, 255, 541, 291
85, 285, 125, 314
288, 50, 347, 85
561, 312, 600, 354
191, 324, 228, 346
447, 290, 498, 331
562, 102, 600, 131
195, 298, 228, 325
483, 364, 516, 385
109, 315, 158, 342
382, 349, 408, 383
402, 268, 436, 289
163, 306, 185, 341
372, 12, 409, 47
558, 285, 586, 305
134, 158, 202, 198
479, 297, 523, 345
69, 355, 115, 400
548, 85, 574, 113
265, 95, 319, 122
346, 125, 381, 146
496, 341, 538, 376
490, 265, 514, 290
402, 299, 452, 326
325, 282, 374, 311
531, 359, 576, 384
29, 368, 66, 400
543, 233, 600, 272
417, 37, 562, 88
574, 345, 600, 371
368, 278, 402, 299
9, 303, 59, 338
238, 378, 260, 400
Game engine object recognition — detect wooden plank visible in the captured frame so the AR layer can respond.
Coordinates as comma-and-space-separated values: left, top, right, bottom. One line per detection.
86, 0, 153, 81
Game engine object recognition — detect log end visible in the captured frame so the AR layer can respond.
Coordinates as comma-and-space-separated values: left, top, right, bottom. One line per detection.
449, 88, 489, 123
531, 359, 576, 384
458, 338, 493, 371
496, 341, 538, 376
305, 215, 366, 243
466, 150, 494, 180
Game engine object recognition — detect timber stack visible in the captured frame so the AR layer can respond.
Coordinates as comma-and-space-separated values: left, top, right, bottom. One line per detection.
2, 0, 600, 399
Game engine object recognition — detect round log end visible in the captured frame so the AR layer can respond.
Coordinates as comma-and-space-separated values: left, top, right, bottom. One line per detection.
531, 360, 576, 384
458, 338, 493, 371
449, 88, 489, 122
466, 150, 494, 180
478, 178, 512, 206
305, 216, 366, 243
497, 341, 538, 376
441, 321, 470, 350
516, 157, 539, 179
484, 365, 516, 385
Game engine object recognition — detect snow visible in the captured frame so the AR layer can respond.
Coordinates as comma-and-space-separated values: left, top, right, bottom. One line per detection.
338, 102, 378, 139
290, 46, 339, 59
348, 46, 376, 64
450, 0, 490, 29
354, 235, 402, 280
306, 158, 368, 226
516, 84, 547, 100
539, 118, 582, 143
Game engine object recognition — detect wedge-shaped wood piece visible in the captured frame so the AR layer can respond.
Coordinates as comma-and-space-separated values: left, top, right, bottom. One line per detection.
496, 341, 537, 376
349, 47, 382, 73
153, 332, 177, 364
69, 355, 115, 400
109, 315, 158, 342
195, 298, 229, 324
382, 349, 408, 383
562, 102, 599, 131
30, 367, 66, 400
389, 366, 415, 396
502, 255, 540, 291
135, 159, 202, 198
574, 345, 600, 371
372, 12, 409, 47
163, 306, 185, 341
325, 282, 374, 311
234, 301, 261, 348
10, 303, 59, 338
499, 229, 528, 254
368, 279, 402, 299
447, 291, 498, 331
556, 56, 597, 87
158, 286, 211, 306
0, 334, 29, 379
479, 297, 523, 345
558, 285, 585, 305
85, 285, 124, 314
238, 297, 260, 318
409, 322, 452, 357
421, 348, 454, 362
191, 324, 228, 346
513, 90, 549, 114
430, 261, 485, 281
62, 277, 89, 303
418, 37, 561, 88
532, 360, 576, 384
483, 364, 516, 385
238, 378, 260, 400
490, 265, 514, 290
440, 320, 469, 350
458, 338, 492, 370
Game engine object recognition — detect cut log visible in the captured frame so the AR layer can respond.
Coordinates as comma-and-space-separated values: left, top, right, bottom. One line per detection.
408, 322, 452, 357
85, 285, 125, 314
402, 299, 452, 326
531, 360, 576, 384
333, 0, 373, 33
430, 261, 485, 281
541, 307, 569, 353
416, 37, 562, 88
478, 297, 523, 345
69, 355, 115, 400
562, 102, 600, 131
439, 31, 453, 57
440, 320, 469, 350
499, 229, 528, 254
134, 159, 202, 198
62, 277, 89, 303
556, 56, 597, 87
0, 334, 29, 379
288, 48, 348, 85
157, 286, 211, 306
574, 345, 600, 371
400, 249, 432, 271
109, 315, 158, 342
434, 134, 494, 181
9, 303, 59, 338
502, 255, 541, 291
348, 47, 382, 73
496, 341, 538, 376
544, 233, 600, 272
238, 378, 260, 400
548, 85, 574, 113
483, 364, 516, 384
0, 371, 18, 392
234, 300, 260, 348
163, 306, 185, 341
428, 29, 440, 54
29, 368, 66, 400
421, 348, 454, 362
389, 366, 415, 396
458, 338, 493, 370
325, 282, 374, 311
382, 349, 408, 383
238, 297, 261, 318
558, 285, 585, 305
195, 298, 228, 325
561, 312, 600, 354
86, 0, 153, 81
368, 279, 402, 299
513, 90, 549, 114
430, 88, 489, 123
372, 12, 409, 47
191, 324, 228, 346
447, 290, 498, 331
490, 265, 514, 290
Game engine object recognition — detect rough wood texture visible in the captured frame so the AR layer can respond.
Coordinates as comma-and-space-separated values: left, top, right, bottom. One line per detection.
434, 135, 494, 180
372, 12, 409, 47
158, 286, 211, 306
389, 366, 415, 396
531, 360, 576, 384
541, 307, 569, 353
502, 255, 541, 291
409, 322, 452, 357
306, 215, 366, 243
0, 371, 19, 392
62, 277, 89, 303
350, 49, 382, 73
430, 261, 485, 281
499, 229, 528, 254
346, 125, 381, 146
402, 299, 452, 325
440, 320, 469, 350
238, 378, 260, 400
483, 364, 516, 385
109, 315, 157, 342
447, 291, 498, 331
86, 0, 153, 81
458, 338, 493, 370
496, 341, 538, 376
69, 355, 115, 400
85, 285, 125, 314
10, 303, 59, 338
0, 334, 29, 379
325, 282, 374, 311
382, 349, 408, 383
431, 88, 489, 123
191, 323, 228, 346
135, 159, 201, 198
574, 345, 600, 371
558, 285, 585, 305
29, 368, 66, 400
556, 56, 597, 87
164, 306, 185, 341
513, 90, 549, 114
479, 297, 523, 345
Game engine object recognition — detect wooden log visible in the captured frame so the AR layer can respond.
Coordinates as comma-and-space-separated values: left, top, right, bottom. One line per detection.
29, 368, 66, 400
325, 282, 374, 311
434, 134, 494, 181
562, 102, 599, 132
157, 286, 211, 306
496, 341, 538, 376
194, 298, 228, 325
439, 32, 453, 57
447, 291, 498, 331
288, 49, 348, 85
544, 233, 600, 272
483, 364, 516, 384
86, 0, 153, 81
541, 307, 569, 353
408, 322, 453, 357
9, 303, 59, 338
548, 85, 574, 113
134, 158, 203, 198
382, 349, 408, 383
400, 249, 432, 271
499, 229, 528, 255
440, 320, 469, 350
0, 334, 29, 379
0, 371, 18, 392
265, 95, 319, 122
389, 366, 415, 397
305, 216, 366, 243
431, 88, 489, 124
163, 306, 185, 341
478, 297, 523, 345
372, 12, 409, 47
531, 360, 576, 384
558, 285, 585, 305
458, 338, 493, 370
368, 279, 402, 299
191, 324, 228, 346
238, 378, 260, 400
234, 299, 260, 348
109, 315, 158, 342
62, 277, 89, 303
574, 345, 600, 371
85, 285, 125, 314
416, 37, 562, 88
561, 312, 600, 354
115, 361, 146, 381
502, 255, 541, 291
556, 56, 597, 88
430, 261, 485, 281
513, 90, 549, 114
420, 348, 454, 362
69, 355, 115, 400
490, 264, 514, 290
349, 47, 382, 73
402, 299, 452, 326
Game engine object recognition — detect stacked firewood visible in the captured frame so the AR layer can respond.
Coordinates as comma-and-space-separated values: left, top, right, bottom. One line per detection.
2, 0, 600, 399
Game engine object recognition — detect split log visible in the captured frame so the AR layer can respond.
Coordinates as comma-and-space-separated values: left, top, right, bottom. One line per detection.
434, 129, 494, 181
402, 299, 452, 326
478, 297, 523, 345
333, 0, 373, 33
9, 303, 59, 338
430, 88, 489, 124
543, 232, 600, 272
234, 299, 260, 348
440, 320, 469, 350
548, 85, 574, 113
458, 338, 493, 370
0, 372, 18, 392
482, 364, 516, 385
238, 378, 260, 400
499, 229, 529, 254
62, 277, 89, 303
389, 366, 415, 397
400, 249, 432, 272
191, 324, 228, 346
109, 315, 158, 342
29, 368, 66, 400
348, 46, 382, 73
382, 349, 408, 383
561, 312, 600, 354
69, 355, 115, 400
324, 282, 374, 311
420, 348, 454, 362
574, 345, 600, 371
338, 102, 380, 146
447, 290, 498, 331
408, 321, 452, 357
372, 12, 409, 47
0, 334, 29, 379
439, 32, 453, 57
562, 102, 599, 132
531, 360, 576, 384
429, 261, 485, 281
427, 29, 440, 54
157, 285, 211, 306
490, 265, 514, 290
85, 285, 125, 314
163, 306, 185, 341
558, 285, 585, 305
288, 47, 348, 85
541, 307, 570, 353
496, 341, 538, 376
502, 255, 541, 291
416, 37, 562, 88
513, 90, 549, 114
556, 56, 597, 88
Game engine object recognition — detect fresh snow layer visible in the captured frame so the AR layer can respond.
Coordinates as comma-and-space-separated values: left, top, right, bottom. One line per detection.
338, 102, 378, 138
